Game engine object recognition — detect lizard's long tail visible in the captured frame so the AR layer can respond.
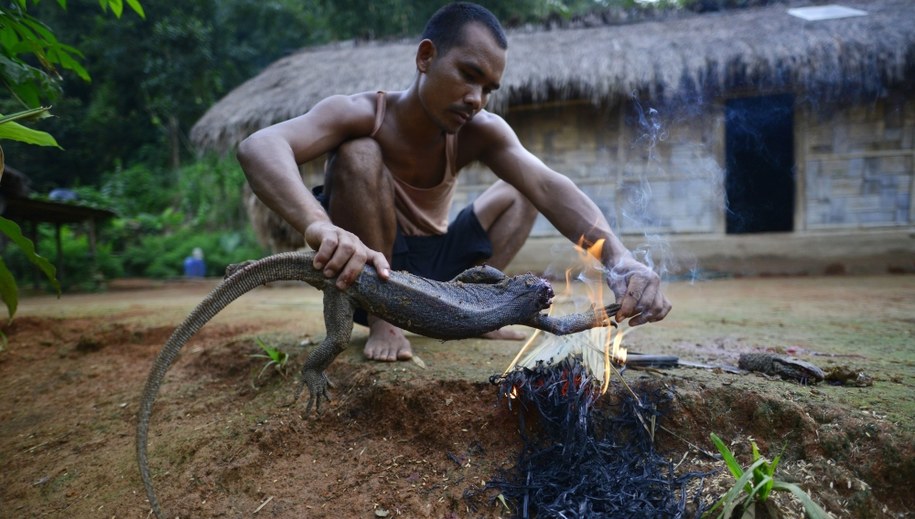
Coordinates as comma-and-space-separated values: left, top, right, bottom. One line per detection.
137, 251, 319, 518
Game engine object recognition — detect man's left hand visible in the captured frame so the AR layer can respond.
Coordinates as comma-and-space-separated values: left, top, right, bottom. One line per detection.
606, 254, 671, 326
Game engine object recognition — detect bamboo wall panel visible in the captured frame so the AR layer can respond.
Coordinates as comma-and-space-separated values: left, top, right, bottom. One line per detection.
803, 94, 914, 229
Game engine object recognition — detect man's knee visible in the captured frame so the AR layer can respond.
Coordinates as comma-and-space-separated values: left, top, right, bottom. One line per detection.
335, 138, 382, 167
329, 138, 381, 174
505, 190, 537, 228
325, 138, 387, 193
474, 181, 537, 230
513, 189, 537, 220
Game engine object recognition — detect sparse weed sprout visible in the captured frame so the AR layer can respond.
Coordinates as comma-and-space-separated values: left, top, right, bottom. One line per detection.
706, 433, 830, 519
250, 336, 289, 388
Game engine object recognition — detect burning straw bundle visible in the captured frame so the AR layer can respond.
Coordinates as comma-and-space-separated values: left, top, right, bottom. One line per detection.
482, 354, 709, 518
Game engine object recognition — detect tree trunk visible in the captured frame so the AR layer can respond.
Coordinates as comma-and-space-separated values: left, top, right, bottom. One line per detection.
168, 115, 181, 170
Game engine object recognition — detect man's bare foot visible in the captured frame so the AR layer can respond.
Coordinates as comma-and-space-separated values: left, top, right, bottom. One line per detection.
364, 318, 413, 361
481, 327, 527, 340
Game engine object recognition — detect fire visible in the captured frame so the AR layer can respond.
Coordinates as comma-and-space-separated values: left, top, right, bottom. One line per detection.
509, 386, 518, 400
574, 237, 629, 394
502, 237, 629, 396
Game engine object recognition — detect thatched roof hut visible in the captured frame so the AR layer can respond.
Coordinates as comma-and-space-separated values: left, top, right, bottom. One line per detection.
191, 0, 915, 153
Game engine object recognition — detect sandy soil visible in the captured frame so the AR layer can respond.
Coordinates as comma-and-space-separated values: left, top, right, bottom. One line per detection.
1, 272, 913, 518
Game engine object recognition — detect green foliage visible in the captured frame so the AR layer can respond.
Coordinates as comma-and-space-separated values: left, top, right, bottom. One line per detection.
118, 227, 265, 279
0, 0, 145, 109
1, 223, 118, 291
1, 150, 265, 291
10, 0, 333, 187
0, 0, 144, 341
174, 154, 250, 230
706, 433, 830, 519
0, 216, 60, 347
0, 106, 60, 147
251, 336, 289, 388
1, 213, 266, 287
92, 162, 178, 216
87, 154, 260, 279
1, 3, 85, 106
97, 0, 146, 19
0, 217, 60, 303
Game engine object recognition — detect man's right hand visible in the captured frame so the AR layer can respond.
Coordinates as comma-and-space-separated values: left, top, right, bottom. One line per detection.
304, 221, 390, 290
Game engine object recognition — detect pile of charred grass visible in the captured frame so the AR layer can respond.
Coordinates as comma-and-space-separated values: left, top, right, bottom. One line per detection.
478, 356, 710, 518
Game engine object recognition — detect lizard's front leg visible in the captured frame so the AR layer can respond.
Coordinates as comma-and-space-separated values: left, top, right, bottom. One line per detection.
450, 265, 507, 284
294, 288, 355, 414
528, 303, 621, 335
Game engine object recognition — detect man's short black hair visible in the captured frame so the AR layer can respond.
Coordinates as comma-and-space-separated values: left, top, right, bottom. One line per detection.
421, 2, 507, 55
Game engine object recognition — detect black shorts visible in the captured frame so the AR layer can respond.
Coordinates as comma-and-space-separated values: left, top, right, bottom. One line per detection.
313, 186, 493, 324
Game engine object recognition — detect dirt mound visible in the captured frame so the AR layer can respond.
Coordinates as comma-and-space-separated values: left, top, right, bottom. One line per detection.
2, 275, 914, 517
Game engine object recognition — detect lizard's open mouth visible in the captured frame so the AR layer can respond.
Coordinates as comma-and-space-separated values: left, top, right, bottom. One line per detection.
540, 278, 555, 308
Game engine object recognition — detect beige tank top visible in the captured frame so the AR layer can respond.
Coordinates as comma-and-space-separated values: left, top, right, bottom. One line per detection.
370, 91, 458, 236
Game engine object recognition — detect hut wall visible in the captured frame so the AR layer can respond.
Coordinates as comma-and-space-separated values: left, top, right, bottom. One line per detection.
455, 101, 724, 238
800, 91, 915, 230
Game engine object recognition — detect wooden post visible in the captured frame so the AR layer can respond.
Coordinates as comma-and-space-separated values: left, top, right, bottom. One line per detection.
55, 223, 63, 287
794, 102, 806, 232
87, 219, 99, 288
26, 221, 39, 291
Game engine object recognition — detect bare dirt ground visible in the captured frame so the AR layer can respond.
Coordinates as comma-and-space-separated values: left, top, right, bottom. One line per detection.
1, 271, 913, 518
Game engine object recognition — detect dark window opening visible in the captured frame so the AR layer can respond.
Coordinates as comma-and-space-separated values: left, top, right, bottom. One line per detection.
725, 94, 795, 234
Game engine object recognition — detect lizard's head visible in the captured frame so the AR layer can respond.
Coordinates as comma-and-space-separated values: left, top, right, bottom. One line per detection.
506, 273, 554, 313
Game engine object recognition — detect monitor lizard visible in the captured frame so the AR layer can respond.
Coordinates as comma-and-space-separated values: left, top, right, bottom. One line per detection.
137, 250, 620, 518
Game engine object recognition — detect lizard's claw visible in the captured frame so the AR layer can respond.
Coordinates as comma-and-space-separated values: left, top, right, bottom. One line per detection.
602, 303, 621, 327
299, 369, 332, 416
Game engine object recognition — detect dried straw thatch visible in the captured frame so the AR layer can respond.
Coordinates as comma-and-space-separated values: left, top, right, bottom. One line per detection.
191, 0, 914, 153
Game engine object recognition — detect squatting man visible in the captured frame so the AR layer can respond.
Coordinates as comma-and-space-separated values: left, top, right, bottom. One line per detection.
237, 2, 671, 362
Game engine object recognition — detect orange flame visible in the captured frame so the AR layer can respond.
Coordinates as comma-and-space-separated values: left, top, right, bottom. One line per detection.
573, 237, 628, 394
503, 238, 629, 397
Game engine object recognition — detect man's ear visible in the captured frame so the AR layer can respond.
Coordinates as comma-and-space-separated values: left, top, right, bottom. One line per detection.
416, 39, 436, 73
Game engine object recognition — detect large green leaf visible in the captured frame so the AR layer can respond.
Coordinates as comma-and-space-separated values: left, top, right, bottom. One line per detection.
0, 106, 53, 125
104, 0, 123, 17
0, 54, 54, 107
714, 458, 768, 519
124, 0, 145, 18
710, 433, 749, 492
99, 0, 146, 19
0, 258, 18, 321
0, 118, 60, 147
0, 216, 60, 297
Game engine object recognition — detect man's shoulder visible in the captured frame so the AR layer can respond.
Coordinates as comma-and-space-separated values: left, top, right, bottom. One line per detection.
462, 110, 514, 145
468, 110, 513, 134
456, 110, 520, 164
470, 109, 504, 125
306, 91, 383, 133
320, 91, 378, 115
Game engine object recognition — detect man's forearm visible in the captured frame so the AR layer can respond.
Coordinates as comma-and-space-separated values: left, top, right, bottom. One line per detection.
535, 175, 632, 266
237, 133, 330, 237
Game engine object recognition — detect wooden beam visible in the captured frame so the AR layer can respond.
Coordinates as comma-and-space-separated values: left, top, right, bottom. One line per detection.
55, 223, 63, 285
